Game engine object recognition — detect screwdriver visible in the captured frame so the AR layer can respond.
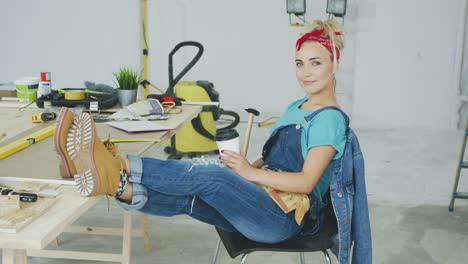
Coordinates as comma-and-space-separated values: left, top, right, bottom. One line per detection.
0, 188, 38, 202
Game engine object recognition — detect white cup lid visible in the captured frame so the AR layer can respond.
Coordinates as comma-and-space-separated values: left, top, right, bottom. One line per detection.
215, 129, 239, 141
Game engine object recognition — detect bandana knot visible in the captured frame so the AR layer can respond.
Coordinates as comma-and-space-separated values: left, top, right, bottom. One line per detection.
296, 29, 343, 63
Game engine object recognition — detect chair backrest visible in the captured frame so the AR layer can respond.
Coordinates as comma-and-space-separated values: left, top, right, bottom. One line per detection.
320, 191, 338, 237
301, 190, 337, 237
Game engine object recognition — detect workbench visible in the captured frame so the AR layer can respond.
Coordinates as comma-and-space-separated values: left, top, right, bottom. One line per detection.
0, 103, 202, 264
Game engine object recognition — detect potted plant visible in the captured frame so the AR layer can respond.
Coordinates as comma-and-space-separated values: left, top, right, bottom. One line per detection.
113, 67, 143, 106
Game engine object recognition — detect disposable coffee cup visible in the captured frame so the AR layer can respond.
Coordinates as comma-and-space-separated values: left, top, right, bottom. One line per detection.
215, 129, 240, 155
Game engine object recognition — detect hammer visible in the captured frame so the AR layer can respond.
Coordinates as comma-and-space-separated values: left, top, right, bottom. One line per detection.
242, 108, 260, 156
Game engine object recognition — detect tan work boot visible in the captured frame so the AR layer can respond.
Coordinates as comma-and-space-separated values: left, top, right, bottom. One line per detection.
55, 107, 121, 179
65, 112, 124, 196
55, 107, 77, 178
58, 138, 119, 178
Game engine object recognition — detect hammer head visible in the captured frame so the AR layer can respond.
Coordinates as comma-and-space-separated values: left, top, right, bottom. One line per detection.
245, 108, 260, 116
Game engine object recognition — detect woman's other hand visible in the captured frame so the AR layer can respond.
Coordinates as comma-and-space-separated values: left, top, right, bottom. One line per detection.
219, 150, 255, 180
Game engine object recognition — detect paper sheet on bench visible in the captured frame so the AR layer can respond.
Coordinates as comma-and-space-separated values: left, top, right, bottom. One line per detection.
106, 121, 175, 133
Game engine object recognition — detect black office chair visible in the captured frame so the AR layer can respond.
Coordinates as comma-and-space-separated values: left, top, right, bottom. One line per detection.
211, 195, 338, 264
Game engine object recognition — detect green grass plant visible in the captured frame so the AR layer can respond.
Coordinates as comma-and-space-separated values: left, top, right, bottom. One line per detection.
113, 67, 143, 90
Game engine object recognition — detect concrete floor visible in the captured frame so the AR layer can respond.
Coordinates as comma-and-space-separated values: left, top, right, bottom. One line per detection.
5, 123, 468, 263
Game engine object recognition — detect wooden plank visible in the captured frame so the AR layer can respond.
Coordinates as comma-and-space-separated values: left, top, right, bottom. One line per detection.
0, 197, 57, 233
64, 225, 143, 237
2, 248, 15, 264
0, 186, 101, 249
27, 249, 123, 262
0, 91, 17, 97
140, 214, 152, 253
122, 211, 132, 264
0, 195, 20, 217
15, 249, 28, 264
0, 176, 74, 186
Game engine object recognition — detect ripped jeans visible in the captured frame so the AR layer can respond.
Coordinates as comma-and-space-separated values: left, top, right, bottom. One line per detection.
115, 155, 303, 243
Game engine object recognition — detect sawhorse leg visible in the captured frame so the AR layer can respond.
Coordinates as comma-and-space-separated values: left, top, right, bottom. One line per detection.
28, 211, 151, 263
3, 249, 27, 264
140, 213, 152, 253
122, 211, 132, 264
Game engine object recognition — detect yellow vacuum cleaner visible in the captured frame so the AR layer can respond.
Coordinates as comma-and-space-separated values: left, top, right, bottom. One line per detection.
155, 41, 239, 159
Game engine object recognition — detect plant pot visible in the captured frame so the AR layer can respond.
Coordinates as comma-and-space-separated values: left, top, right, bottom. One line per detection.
117, 89, 137, 107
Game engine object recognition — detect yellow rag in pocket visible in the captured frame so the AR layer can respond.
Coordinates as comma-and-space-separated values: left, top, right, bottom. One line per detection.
259, 185, 310, 225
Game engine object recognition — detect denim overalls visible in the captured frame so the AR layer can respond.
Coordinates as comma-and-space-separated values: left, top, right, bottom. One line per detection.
261, 108, 337, 235
116, 106, 371, 260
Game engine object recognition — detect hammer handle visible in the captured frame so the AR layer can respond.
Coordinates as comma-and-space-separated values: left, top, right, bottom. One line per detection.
242, 115, 255, 156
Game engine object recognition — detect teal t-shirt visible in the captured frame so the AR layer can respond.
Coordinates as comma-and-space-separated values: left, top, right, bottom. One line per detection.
269, 98, 347, 198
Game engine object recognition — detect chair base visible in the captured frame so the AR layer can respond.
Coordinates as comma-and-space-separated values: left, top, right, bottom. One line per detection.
211, 237, 333, 264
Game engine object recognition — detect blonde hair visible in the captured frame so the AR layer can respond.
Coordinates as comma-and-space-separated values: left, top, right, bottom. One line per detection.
303, 19, 345, 67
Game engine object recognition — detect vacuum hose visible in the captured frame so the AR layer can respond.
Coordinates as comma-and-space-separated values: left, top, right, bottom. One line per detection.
166, 41, 204, 97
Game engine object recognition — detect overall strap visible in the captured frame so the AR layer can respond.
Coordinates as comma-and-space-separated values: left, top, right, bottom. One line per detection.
303, 106, 350, 128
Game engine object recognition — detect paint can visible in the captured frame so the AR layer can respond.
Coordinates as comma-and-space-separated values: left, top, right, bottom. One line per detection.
14, 77, 39, 102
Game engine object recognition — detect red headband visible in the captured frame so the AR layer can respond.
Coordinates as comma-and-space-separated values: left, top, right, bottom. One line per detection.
296, 29, 343, 63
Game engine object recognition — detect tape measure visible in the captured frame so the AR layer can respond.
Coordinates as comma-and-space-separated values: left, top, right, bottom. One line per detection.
31, 112, 57, 123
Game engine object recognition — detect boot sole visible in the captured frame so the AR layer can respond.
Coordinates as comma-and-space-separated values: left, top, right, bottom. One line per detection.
67, 113, 99, 196
54, 107, 73, 177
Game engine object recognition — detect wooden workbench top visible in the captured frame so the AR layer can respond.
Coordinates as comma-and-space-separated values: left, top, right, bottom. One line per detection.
0, 104, 202, 184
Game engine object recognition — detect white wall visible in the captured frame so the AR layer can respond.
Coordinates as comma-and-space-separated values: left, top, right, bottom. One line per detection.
352, 0, 465, 129
144, 0, 323, 116
459, 0, 468, 129
0, 0, 140, 91
1, 0, 465, 129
